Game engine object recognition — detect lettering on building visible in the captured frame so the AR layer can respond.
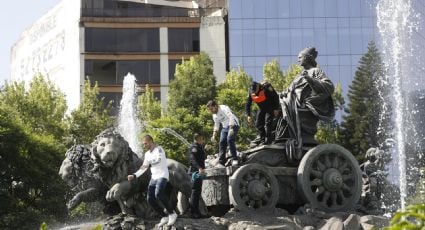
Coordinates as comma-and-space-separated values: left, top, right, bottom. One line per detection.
20, 30, 66, 77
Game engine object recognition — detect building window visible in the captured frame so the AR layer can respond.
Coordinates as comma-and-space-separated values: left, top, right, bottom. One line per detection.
117, 60, 160, 84
82, 0, 191, 17
85, 60, 160, 85
85, 60, 117, 85
169, 59, 182, 80
168, 28, 200, 52
85, 28, 159, 52
99, 92, 122, 115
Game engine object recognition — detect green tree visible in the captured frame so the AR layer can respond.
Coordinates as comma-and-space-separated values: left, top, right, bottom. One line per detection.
145, 107, 212, 164
0, 75, 67, 140
341, 41, 390, 158
263, 59, 284, 90
168, 52, 217, 114
385, 204, 425, 230
138, 84, 162, 122
0, 77, 68, 229
315, 84, 345, 144
264, 62, 302, 92
67, 80, 114, 144
407, 168, 425, 205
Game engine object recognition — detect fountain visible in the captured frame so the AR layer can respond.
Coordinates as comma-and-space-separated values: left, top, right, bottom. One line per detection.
377, 0, 422, 210
118, 73, 143, 157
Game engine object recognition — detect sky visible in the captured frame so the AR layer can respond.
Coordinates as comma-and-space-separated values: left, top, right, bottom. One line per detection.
0, 0, 61, 86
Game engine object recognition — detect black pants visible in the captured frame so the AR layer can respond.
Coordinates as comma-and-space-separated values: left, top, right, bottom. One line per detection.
189, 175, 203, 214
255, 109, 275, 141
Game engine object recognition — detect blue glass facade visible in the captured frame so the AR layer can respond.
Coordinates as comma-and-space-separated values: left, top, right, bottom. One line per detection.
228, 0, 378, 95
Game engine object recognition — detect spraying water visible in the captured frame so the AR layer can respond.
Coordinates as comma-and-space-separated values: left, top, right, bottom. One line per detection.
376, 0, 419, 210
118, 73, 143, 156
156, 127, 191, 147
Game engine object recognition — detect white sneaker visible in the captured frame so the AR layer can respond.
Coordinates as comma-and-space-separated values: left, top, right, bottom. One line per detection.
158, 216, 168, 227
232, 160, 239, 166
167, 212, 178, 226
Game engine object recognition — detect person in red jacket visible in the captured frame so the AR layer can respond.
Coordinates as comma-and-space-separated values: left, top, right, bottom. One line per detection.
245, 81, 280, 146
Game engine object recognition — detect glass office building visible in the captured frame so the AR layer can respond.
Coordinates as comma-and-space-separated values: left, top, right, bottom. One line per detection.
228, 0, 378, 94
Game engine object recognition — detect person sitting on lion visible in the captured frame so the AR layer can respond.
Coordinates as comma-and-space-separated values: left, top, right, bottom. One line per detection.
128, 134, 178, 227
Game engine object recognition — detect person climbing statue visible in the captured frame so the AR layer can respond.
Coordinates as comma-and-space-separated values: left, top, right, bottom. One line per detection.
207, 100, 240, 167
245, 80, 280, 146
128, 135, 178, 227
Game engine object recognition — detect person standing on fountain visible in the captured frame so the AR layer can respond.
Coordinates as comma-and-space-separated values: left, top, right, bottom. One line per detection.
187, 133, 207, 218
127, 134, 177, 227
246, 81, 281, 147
207, 100, 240, 166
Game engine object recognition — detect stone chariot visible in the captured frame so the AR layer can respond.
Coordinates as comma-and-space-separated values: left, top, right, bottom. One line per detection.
202, 134, 362, 215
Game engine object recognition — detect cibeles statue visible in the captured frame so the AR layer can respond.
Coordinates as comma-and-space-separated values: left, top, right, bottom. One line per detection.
274, 47, 335, 162
59, 128, 194, 228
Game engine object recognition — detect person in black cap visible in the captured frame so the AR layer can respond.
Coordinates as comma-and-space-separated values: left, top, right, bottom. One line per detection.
245, 81, 280, 146
187, 133, 207, 218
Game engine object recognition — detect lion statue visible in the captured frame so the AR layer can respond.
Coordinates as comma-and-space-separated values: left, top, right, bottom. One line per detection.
59, 128, 195, 219
59, 144, 121, 215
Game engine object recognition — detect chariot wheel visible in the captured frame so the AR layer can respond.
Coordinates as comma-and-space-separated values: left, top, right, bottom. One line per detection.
229, 163, 279, 211
297, 144, 362, 212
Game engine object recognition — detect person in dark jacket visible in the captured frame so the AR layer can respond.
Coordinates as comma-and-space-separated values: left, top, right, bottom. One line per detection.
246, 81, 281, 146
187, 133, 207, 218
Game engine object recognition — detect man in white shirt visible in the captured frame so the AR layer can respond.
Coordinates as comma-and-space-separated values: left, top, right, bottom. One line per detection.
128, 135, 177, 227
206, 100, 240, 166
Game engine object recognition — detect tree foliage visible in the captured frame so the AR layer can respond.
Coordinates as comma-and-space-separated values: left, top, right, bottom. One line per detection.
0, 76, 67, 229
67, 80, 114, 144
168, 52, 217, 114
385, 204, 425, 230
264, 62, 301, 92
0, 75, 67, 141
341, 41, 390, 158
138, 84, 162, 122
407, 168, 425, 205
315, 84, 345, 144
146, 107, 212, 164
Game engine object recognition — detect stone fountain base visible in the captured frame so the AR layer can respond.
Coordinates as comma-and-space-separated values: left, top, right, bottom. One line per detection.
59, 206, 389, 230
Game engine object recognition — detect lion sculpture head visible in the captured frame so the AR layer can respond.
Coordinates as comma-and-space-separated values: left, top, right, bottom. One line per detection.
91, 128, 142, 187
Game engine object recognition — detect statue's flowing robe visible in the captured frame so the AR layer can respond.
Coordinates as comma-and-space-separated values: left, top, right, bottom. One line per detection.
275, 67, 335, 160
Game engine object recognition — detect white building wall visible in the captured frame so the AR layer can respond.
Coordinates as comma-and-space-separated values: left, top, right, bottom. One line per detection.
10, 0, 82, 111
200, 16, 227, 83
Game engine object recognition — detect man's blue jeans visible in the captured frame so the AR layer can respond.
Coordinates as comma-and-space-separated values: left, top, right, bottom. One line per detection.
147, 177, 173, 217
219, 125, 239, 165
